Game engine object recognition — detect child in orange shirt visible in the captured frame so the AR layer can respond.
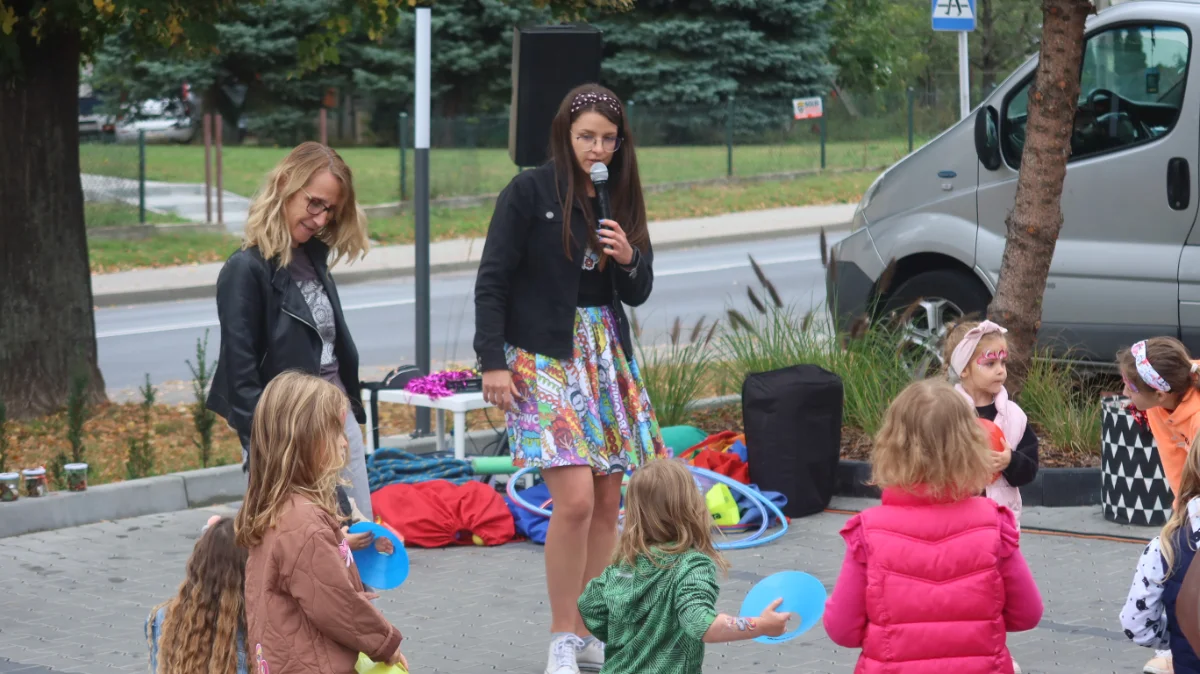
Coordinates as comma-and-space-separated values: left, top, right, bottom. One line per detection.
1118, 337, 1200, 499
1118, 336, 1200, 674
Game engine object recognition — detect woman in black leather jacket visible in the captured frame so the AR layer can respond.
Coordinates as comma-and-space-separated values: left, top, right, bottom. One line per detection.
206, 142, 375, 520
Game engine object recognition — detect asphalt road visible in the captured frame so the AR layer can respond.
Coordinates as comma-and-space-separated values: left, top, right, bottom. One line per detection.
96, 231, 845, 402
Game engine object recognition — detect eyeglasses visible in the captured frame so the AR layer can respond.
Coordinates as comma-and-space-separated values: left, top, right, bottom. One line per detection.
574, 133, 622, 152
301, 187, 335, 217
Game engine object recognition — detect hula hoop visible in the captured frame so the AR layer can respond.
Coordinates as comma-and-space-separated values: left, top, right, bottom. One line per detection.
505, 463, 788, 550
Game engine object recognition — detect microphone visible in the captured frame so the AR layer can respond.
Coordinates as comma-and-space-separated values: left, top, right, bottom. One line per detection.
589, 162, 612, 223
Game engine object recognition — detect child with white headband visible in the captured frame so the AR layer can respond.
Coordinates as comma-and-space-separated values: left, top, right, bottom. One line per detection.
1116, 337, 1200, 674
942, 320, 1040, 527
1119, 337, 1200, 503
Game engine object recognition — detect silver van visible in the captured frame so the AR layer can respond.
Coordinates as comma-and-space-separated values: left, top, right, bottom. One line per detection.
828, 0, 1200, 365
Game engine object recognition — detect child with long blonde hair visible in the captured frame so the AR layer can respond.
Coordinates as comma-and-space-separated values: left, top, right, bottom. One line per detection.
824, 379, 1043, 674
1122, 436, 1200, 674
577, 459, 792, 674
943, 320, 1039, 527
234, 371, 407, 674
146, 515, 248, 674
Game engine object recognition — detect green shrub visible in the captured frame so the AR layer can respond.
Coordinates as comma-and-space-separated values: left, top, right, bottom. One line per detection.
635, 314, 718, 428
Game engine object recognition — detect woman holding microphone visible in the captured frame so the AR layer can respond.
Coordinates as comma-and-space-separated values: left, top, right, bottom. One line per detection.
474, 84, 667, 674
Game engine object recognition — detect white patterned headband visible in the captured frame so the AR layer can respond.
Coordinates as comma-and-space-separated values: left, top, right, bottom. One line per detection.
949, 320, 1007, 379
570, 92, 621, 115
1130, 340, 1172, 392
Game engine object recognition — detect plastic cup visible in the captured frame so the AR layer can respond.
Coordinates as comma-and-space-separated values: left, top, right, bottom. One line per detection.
21, 467, 47, 497
738, 571, 828, 643
65, 463, 88, 492
356, 652, 408, 674
348, 522, 409, 590
0, 472, 19, 502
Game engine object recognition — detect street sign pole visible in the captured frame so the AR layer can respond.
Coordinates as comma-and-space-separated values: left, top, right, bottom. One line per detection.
958, 31, 970, 119
414, 6, 432, 436
932, 0, 976, 120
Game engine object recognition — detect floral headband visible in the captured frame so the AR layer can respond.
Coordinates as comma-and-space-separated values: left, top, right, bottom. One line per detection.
570, 91, 621, 115
949, 320, 1007, 380
1129, 340, 1171, 393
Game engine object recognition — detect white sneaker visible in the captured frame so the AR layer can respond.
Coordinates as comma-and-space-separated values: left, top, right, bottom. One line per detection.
576, 637, 604, 672
545, 634, 584, 674
1145, 652, 1174, 674
1011, 657, 1022, 674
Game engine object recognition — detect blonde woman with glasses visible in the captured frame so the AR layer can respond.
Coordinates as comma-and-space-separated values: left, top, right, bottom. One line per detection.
207, 142, 376, 524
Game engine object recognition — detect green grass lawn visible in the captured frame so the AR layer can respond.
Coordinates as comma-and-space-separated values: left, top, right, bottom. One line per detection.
80, 139, 912, 206
84, 201, 186, 229
90, 169, 877, 273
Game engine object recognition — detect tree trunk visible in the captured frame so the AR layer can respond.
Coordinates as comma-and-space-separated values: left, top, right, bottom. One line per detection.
0, 25, 108, 419
987, 0, 1094, 395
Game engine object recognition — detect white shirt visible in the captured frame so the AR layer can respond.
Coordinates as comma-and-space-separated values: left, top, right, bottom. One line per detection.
1120, 499, 1200, 649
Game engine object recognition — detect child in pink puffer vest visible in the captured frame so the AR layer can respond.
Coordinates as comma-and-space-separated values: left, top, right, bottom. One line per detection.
824, 379, 1044, 674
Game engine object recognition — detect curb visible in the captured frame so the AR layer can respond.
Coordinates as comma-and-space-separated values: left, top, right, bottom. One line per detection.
86, 222, 228, 241
0, 466, 249, 539
836, 460, 1103, 507
0, 429, 503, 538
359, 167, 886, 219
91, 220, 853, 307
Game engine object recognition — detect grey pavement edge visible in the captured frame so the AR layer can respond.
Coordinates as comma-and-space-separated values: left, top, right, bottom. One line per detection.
90, 204, 856, 306
0, 397, 740, 537
0, 428, 499, 539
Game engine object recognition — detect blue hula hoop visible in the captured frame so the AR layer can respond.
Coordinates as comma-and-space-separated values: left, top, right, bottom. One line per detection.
505, 463, 789, 550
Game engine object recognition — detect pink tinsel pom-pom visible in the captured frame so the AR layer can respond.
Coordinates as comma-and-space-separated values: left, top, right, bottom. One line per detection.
404, 369, 476, 399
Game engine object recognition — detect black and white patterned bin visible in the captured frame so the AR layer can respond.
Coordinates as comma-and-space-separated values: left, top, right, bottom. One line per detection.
1101, 395, 1174, 526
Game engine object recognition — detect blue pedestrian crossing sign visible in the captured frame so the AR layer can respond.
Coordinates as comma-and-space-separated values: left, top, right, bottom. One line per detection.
932, 0, 975, 32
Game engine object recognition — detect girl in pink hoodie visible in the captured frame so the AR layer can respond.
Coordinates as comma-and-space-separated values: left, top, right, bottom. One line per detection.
824, 378, 1044, 674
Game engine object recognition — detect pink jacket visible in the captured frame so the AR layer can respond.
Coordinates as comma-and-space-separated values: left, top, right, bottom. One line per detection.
956, 384, 1028, 525
824, 488, 1043, 674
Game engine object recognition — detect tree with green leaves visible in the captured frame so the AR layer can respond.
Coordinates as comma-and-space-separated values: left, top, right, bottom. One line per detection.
597, 0, 833, 134
89, 0, 352, 146
824, 0, 1041, 105
0, 0, 627, 420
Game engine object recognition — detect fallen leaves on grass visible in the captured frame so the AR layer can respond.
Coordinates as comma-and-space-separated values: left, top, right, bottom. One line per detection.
7, 402, 242, 490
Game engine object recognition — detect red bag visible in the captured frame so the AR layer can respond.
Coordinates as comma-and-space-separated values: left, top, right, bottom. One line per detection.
690, 449, 750, 484
371, 480, 515, 548
677, 431, 743, 462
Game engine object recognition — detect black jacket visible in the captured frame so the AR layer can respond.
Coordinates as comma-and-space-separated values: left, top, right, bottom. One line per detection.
473, 162, 654, 372
206, 239, 365, 450
976, 402, 1040, 487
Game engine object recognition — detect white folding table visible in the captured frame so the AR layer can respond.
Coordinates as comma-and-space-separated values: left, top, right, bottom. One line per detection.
362, 389, 493, 460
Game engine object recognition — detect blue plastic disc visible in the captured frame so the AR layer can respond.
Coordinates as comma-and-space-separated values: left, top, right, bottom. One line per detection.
738, 571, 827, 643
348, 522, 409, 590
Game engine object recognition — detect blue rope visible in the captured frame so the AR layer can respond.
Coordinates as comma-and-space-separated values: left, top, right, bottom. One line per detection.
366, 449, 474, 493
505, 462, 789, 550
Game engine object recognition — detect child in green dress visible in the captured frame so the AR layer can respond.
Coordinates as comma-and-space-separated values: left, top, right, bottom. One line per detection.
578, 459, 793, 674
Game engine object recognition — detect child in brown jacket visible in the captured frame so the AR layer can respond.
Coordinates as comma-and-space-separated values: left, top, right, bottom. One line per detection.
235, 372, 408, 674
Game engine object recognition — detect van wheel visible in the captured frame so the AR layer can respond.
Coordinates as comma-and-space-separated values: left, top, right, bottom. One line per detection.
879, 270, 992, 378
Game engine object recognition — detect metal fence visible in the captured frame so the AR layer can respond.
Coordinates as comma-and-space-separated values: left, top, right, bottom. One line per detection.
395, 87, 969, 201
74, 85, 976, 209
80, 132, 146, 229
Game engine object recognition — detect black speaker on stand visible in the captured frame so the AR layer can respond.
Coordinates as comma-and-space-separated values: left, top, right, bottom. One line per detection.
509, 24, 603, 167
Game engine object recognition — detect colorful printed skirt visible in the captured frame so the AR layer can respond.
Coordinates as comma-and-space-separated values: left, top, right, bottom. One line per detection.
504, 305, 668, 474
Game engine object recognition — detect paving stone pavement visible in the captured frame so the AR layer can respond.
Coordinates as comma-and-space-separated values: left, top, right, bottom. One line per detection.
0, 501, 1158, 674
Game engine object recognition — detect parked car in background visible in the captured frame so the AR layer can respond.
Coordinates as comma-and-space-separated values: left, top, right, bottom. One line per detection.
115, 99, 195, 144
78, 93, 115, 137
828, 1, 1197, 371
